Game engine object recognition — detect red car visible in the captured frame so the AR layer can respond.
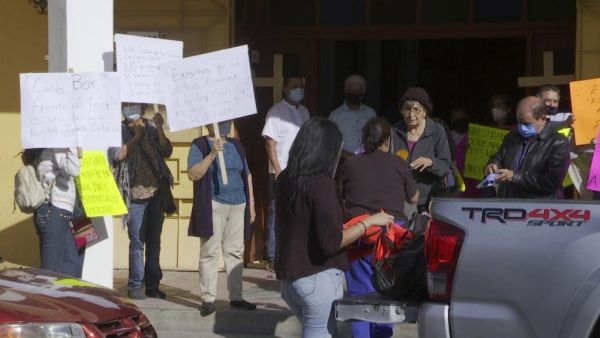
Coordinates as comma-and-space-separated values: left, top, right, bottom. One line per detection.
0, 265, 157, 338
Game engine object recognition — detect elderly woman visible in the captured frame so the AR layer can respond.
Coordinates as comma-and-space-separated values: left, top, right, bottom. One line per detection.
187, 120, 257, 317
391, 87, 452, 213
276, 117, 394, 338
338, 117, 419, 338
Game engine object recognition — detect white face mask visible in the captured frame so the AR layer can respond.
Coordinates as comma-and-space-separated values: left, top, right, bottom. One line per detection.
491, 108, 508, 123
123, 105, 142, 121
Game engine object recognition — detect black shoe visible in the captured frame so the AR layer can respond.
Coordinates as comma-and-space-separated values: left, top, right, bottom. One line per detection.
145, 288, 166, 299
230, 299, 257, 311
200, 302, 215, 316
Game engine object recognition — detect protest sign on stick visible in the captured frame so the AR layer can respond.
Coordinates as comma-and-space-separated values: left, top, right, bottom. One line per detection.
160, 45, 258, 184
115, 34, 183, 104
587, 128, 600, 192
463, 123, 509, 180
20, 72, 121, 149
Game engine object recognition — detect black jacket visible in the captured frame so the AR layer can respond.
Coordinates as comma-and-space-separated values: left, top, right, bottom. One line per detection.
487, 123, 569, 198
392, 118, 452, 206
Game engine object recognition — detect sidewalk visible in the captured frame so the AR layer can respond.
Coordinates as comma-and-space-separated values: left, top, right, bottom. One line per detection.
113, 267, 418, 338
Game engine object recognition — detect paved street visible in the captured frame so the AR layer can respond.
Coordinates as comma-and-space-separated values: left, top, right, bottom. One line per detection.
114, 268, 418, 337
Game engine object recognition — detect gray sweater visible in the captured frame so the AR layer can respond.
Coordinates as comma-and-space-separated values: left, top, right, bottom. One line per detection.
391, 118, 452, 206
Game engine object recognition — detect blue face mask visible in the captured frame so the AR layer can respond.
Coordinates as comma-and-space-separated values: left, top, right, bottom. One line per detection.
545, 105, 559, 115
288, 88, 305, 103
518, 123, 537, 139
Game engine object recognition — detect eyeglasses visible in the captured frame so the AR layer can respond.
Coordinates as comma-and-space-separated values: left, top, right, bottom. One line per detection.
401, 106, 425, 116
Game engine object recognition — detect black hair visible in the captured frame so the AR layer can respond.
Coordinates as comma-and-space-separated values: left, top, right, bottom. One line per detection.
283, 75, 303, 87
536, 84, 561, 98
276, 117, 342, 216
362, 117, 391, 154
20, 149, 44, 166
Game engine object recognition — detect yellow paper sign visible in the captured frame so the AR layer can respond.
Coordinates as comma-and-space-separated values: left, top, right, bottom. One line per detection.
463, 124, 509, 180
570, 78, 600, 145
76, 151, 127, 217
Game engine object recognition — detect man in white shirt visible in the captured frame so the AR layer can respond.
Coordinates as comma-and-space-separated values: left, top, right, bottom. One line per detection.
329, 74, 377, 158
261, 76, 310, 269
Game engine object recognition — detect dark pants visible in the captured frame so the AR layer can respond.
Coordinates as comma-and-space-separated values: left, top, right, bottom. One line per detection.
345, 255, 393, 338
266, 174, 276, 263
34, 203, 82, 277
127, 193, 164, 290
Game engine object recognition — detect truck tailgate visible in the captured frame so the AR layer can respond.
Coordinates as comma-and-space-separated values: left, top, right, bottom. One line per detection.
334, 292, 420, 323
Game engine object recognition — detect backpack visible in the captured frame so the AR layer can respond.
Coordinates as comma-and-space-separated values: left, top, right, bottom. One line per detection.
14, 165, 47, 214
371, 212, 429, 301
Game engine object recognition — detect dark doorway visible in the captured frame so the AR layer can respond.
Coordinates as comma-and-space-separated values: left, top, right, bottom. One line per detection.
321, 38, 527, 126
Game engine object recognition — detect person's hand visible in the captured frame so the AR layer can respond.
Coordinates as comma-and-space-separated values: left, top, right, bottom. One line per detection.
363, 211, 394, 229
153, 113, 164, 128
495, 169, 514, 182
250, 203, 256, 224
133, 119, 145, 138
410, 157, 433, 172
210, 138, 224, 158
485, 163, 499, 175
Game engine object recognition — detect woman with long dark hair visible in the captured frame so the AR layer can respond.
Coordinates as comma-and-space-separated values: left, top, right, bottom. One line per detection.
275, 117, 394, 338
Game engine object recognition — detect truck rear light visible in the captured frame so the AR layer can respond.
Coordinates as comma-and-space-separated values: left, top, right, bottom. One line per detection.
426, 218, 465, 302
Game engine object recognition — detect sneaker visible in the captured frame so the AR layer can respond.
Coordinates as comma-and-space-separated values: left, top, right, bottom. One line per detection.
266, 261, 274, 272
127, 288, 146, 300
230, 299, 257, 311
200, 302, 215, 317
145, 287, 166, 299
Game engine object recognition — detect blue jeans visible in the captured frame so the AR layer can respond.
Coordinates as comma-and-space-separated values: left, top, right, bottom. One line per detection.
345, 255, 393, 338
34, 203, 81, 277
127, 194, 164, 290
266, 174, 276, 263
281, 268, 344, 338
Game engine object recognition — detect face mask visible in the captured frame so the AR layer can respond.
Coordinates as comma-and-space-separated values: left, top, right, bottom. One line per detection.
545, 105, 559, 115
451, 118, 469, 134
491, 108, 508, 123
288, 88, 304, 103
345, 93, 363, 106
218, 121, 231, 136
518, 122, 537, 139
123, 105, 142, 121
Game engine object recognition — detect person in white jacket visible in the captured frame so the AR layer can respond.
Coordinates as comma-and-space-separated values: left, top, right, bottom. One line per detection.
35, 147, 82, 277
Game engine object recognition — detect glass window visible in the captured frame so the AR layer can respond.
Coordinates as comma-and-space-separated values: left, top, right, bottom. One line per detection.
271, 0, 316, 26
320, 0, 366, 26
422, 0, 469, 24
474, 0, 523, 23
370, 0, 417, 25
528, 0, 575, 22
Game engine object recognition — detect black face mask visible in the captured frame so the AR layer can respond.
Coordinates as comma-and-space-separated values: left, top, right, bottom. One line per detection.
451, 118, 469, 134
345, 93, 363, 106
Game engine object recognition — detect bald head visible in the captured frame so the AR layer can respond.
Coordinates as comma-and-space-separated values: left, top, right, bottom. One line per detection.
517, 96, 545, 120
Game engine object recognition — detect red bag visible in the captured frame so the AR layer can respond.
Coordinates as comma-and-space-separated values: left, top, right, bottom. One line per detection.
372, 222, 413, 267
343, 214, 382, 245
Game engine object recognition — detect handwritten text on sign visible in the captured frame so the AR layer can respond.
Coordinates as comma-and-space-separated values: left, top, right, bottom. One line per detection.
463, 123, 509, 180
76, 151, 127, 217
571, 78, 600, 145
160, 45, 257, 132
115, 34, 183, 104
20, 73, 121, 149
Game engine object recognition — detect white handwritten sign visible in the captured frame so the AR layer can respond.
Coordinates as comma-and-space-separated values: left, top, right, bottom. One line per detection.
115, 34, 183, 104
20, 72, 122, 149
159, 45, 257, 132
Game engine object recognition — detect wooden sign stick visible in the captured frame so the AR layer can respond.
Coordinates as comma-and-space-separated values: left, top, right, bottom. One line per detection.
212, 122, 229, 185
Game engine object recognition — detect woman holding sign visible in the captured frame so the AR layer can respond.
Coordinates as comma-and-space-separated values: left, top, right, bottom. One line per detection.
391, 87, 452, 213
110, 103, 174, 300
187, 120, 257, 317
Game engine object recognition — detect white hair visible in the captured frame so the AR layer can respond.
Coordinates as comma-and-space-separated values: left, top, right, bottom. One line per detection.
344, 74, 366, 92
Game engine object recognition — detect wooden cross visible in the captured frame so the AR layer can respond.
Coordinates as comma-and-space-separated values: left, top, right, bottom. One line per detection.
518, 51, 575, 88
253, 54, 284, 104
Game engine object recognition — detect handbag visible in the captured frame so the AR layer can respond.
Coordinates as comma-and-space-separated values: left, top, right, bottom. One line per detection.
72, 216, 99, 250
139, 143, 177, 215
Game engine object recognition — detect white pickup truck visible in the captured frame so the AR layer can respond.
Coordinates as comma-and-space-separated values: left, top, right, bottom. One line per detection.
336, 198, 600, 338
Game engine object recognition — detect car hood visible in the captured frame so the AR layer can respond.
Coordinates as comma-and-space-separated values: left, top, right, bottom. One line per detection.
0, 267, 140, 324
